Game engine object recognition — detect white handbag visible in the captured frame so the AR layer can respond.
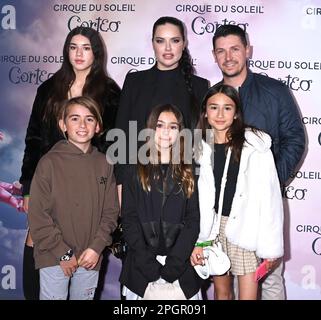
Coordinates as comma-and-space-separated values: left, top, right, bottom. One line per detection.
194, 241, 231, 279
194, 148, 232, 279
143, 279, 186, 300
143, 255, 186, 300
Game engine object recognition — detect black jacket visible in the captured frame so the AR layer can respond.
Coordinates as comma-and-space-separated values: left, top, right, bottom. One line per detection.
238, 70, 305, 184
114, 66, 209, 184
119, 165, 201, 299
19, 76, 120, 195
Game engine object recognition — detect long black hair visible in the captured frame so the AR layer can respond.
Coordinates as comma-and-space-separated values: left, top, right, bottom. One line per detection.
44, 27, 120, 128
152, 17, 199, 128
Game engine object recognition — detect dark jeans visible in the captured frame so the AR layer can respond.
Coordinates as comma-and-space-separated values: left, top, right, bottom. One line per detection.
23, 244, 40, 300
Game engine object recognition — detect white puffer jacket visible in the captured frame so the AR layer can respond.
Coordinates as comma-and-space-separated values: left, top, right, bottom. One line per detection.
197, 129, 284, 259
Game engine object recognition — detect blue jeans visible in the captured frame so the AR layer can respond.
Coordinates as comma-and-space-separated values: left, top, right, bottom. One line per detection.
40, 266, 99, 300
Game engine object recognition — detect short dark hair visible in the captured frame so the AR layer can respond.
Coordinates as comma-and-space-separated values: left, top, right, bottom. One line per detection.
212, 25, 247, 50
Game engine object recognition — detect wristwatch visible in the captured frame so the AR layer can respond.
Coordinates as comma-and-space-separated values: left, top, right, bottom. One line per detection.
60, 249, 73, 261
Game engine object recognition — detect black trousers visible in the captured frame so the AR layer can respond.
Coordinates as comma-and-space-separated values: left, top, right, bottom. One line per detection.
23, 244, 40, 300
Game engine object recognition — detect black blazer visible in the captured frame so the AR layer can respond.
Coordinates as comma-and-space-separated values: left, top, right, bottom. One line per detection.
114, 66, 209, 184
119, 165, 201, 299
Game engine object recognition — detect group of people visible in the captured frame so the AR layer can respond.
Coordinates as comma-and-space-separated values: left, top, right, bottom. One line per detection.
19, 16, 305, 300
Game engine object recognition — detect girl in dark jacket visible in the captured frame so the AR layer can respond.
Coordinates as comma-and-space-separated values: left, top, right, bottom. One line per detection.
120, 104, 201, 300
19, 26, 120, 300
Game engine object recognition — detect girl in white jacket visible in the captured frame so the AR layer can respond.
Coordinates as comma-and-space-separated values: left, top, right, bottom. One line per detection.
191, 84, 284, 300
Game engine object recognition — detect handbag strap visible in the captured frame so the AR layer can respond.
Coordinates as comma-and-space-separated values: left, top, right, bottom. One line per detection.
213, 147, 232, 237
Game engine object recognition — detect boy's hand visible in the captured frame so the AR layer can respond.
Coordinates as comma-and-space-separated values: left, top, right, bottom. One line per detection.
78, 248, 99, 270
60, 255, 78, 277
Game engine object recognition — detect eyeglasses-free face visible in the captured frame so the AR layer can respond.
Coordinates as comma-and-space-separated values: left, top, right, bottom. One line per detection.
152, 23, 185, 71
68, 34, 95, 75
206, 92, 237, 143
59, 104, 100, 153
154, 111, 180, 151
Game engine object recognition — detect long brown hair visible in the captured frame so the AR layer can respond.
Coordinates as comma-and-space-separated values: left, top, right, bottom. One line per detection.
197, 84, 247, 162
138, 104, 194, 198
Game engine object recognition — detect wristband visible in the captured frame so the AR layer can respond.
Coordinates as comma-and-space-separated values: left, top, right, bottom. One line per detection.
195, 240, 213, 247
60, 249, 73, 261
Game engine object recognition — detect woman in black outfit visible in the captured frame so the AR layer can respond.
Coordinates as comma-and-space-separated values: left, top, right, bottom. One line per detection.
114, 16, 209, 188
20, 26, 120, 300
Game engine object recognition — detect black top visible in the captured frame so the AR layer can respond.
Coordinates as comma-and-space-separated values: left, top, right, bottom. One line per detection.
212, 144, 240, 216
114, 66, 209, 184
152, 68, 178, 104
151, 68, 190, 127
158, 163, 169, 255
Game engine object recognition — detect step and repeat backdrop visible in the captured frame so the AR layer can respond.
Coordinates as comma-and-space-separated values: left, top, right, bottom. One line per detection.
0, 0, 320, 299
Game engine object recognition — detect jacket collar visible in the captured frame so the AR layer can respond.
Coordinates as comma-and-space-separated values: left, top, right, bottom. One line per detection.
240, 69, 254, 90
218, 68, 253, 91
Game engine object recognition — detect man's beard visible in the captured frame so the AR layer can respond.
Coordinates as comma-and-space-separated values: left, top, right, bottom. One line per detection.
222, 68, 242, 78
221, 61, 247, 79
